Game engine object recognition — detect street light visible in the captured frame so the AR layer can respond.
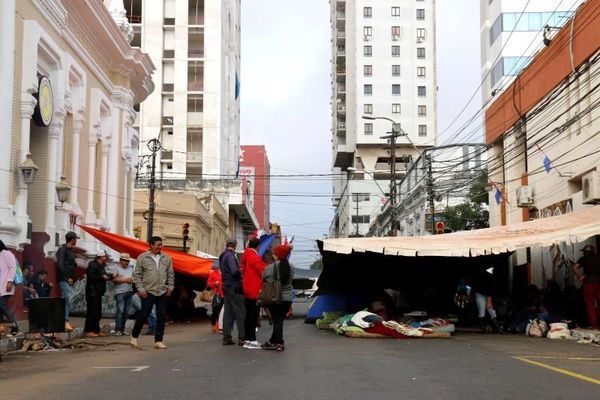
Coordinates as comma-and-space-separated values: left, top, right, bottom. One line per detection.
19, 153, 38, 185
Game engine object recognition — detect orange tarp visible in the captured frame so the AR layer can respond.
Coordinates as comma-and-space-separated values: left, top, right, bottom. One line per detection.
78, 225, 213, 278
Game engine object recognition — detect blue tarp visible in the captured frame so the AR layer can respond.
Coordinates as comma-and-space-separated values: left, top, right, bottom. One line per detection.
304, 293, 370, 323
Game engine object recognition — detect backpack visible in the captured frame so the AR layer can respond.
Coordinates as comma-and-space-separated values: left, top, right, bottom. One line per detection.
526, 319, 549, 338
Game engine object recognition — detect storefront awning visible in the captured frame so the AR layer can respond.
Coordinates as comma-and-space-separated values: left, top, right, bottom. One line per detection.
321, 206, 600, 257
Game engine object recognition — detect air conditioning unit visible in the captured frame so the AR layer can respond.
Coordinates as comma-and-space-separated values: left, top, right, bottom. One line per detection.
364, 35, 371, 41
582, 171, 600, 204
516, 186, 534, 207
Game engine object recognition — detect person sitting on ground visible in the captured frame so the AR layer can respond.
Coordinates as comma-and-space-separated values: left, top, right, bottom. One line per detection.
507, 284, 548, 333
22, 263, 37, 303
31, 270, 54, 298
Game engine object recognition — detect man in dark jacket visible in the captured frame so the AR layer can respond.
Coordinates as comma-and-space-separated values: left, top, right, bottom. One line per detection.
56, 231, 79, 331
219, 238, 246, 346
84, 251, 113, 337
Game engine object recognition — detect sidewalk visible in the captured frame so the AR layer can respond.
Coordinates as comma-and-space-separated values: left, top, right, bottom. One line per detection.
0, 316, 134, 354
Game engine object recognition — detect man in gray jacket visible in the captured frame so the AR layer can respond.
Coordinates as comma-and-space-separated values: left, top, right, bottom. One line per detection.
130, 236, 174, 350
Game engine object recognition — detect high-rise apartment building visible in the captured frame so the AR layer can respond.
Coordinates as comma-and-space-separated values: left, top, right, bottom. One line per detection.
481, 0, 583, 103
126, 0, 258, 247
330, 0, 437, 237
127, 0, 240, 180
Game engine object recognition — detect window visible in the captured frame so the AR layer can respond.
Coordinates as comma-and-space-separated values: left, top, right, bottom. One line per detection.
364, 123, 373, 135
418, 124, 427, 136
418, 105, 427, 116
418, 86, 426, 96
417, 67, 426, 77
364, 7, 372, 18
351, 215, 371, 224
364, 65, 372, 76
392, 103, 401, 114
391, 45, 400, 57
364, 26, 372, 39
391, 7, 400, 17
364, 84, 373, 95
417, 28, 426, 40
392, 84, 401, 95
391, 26, 401, 39
416, 9, 425, 20
364, 104, 373, 115
392, 65, 401, 77
417, 47, 426, 59
364, 45, 372, 57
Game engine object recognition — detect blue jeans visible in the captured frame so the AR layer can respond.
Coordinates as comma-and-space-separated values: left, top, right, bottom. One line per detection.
59, 281, 73, 321
114, 291, 133, 333
475, 293, 497, 319
132, 294, 167, 342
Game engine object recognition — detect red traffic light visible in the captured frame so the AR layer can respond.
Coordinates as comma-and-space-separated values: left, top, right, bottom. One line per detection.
435, 221, 445, 234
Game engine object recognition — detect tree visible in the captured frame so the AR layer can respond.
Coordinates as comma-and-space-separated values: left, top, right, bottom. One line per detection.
444, 170, 489, 232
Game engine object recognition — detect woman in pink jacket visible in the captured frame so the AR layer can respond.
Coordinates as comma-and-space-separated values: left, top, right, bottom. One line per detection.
0, 240, 19, 334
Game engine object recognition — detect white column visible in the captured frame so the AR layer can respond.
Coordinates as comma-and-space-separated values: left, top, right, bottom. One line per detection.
122, 165, 131, 234
14, 97, 37, 220
0, 0, 16, 225
69, 111, 84, 208
129, 161, 136, 236
99, 141, 110, 225
46, 112, 65, 234
85, 135, 98, 223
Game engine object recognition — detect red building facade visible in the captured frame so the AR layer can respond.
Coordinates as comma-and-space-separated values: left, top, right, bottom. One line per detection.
240, 146, 270, 230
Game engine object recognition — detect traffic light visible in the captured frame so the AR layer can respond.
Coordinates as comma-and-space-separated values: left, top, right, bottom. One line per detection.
435, 221, 445, 235
133, 225, 142, 239
182, 223, 190, 252
182, 223, 190, 241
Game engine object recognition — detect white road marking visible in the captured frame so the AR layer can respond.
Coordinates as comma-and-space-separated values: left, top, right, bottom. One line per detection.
93, 366, 150, 372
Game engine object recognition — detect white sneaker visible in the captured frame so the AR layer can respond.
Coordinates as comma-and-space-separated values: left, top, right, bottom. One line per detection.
154, 342, 168, 350
130, 336, 138, 348
243, 340, 262, 349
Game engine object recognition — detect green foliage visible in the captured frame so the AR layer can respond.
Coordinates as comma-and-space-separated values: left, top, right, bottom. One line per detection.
444, 170, 489, 232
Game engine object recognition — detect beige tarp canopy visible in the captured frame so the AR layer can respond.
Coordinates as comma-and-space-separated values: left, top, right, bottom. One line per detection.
322, 206, 600, 257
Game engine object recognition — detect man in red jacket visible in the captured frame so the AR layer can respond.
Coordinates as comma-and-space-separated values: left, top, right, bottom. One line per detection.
241, 238, 265, 349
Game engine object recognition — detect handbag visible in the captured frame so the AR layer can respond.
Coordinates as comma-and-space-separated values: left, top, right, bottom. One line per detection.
257, 262, 282, 307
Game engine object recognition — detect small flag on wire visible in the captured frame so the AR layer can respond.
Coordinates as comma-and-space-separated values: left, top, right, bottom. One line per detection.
494, 187, 503, 205
543, 154, 552, 174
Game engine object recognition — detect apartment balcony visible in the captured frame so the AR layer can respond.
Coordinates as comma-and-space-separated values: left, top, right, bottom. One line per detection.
334, 144, 353, 168
337, 104, 346, 114
336, 31, 346, 45
337, 84, 346, 94
337, 121, 346, 131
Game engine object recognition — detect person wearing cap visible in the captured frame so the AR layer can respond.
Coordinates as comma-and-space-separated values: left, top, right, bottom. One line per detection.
261, 244, 294, 351
110, 253, 134, 336
131, 236, 174, 350
56, 231, 79, 331
84, 251, 115, 337
219, 237, 246, 346
571, 244, 600, 329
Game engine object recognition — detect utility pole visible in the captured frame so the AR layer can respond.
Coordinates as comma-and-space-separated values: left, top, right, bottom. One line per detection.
426, 153, 436, 235
381, 127, 400, 236
353, 193, 360, 236
146, 138, 161, 243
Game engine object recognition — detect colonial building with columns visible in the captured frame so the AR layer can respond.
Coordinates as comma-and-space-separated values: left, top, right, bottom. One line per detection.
0, 0, 154, 280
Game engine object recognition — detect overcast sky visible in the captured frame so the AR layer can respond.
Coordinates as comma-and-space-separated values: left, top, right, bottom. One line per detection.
240, 1, 482, 268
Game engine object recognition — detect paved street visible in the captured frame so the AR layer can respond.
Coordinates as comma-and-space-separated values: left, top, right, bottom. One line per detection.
1, 315, 599, 400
